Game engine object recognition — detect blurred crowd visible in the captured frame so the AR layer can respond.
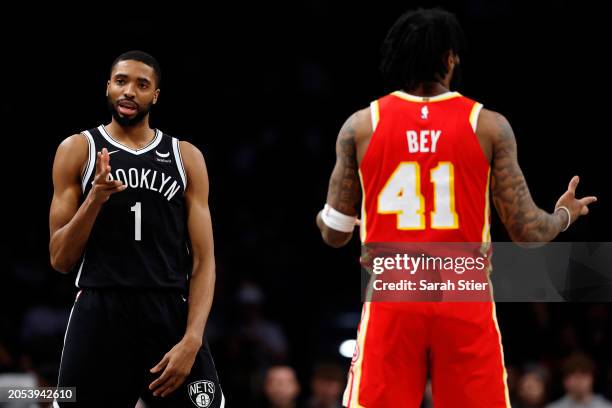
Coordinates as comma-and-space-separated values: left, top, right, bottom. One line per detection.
2, 272, 612, 407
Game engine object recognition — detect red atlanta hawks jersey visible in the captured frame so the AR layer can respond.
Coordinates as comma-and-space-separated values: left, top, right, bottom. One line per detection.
359, 91, 490, 244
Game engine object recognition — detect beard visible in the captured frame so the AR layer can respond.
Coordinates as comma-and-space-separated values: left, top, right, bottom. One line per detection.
107, 96, 153, 127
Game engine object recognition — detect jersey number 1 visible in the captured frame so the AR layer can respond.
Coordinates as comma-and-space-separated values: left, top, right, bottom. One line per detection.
377, 162, 458, 230
130, 202, 142, 241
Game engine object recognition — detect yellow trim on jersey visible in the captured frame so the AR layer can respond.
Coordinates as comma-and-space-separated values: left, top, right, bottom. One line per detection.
492, 302, 512, 408
470, 102, 484, 133
370, 100, 380, 133
391, 90, 461, 103
482, 168, 491, 243
358, 169, 367, 243
343, 302, 371, 408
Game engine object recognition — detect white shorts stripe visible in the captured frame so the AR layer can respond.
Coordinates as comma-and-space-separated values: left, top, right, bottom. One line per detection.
55, 292, 80, 408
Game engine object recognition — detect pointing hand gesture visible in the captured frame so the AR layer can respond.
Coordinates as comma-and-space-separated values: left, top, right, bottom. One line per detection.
88, 148, 127, 205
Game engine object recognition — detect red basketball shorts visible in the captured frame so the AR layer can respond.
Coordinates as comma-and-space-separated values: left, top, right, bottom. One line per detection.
343, 301, 510, 407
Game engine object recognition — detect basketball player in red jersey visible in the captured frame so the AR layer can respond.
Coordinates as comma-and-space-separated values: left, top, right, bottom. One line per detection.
316, 9, 597, 408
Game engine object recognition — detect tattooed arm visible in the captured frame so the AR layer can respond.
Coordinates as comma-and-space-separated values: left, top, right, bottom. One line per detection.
316, 108, 371, 247
481, 109, 597, 242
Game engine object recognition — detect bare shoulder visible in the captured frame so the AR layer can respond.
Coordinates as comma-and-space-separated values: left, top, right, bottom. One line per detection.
477, 108, 514, 143
341, 107, 372, 142
179, 140, 206, 165
56, 133, 88, 155
353, 106, 372, 130
178, 140, 208, 189
53, 133, 89, 179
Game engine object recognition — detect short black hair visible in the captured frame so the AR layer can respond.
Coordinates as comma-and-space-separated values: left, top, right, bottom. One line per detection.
110, 50, 162, 87
380, 8, 466, 91
562, 352, 596, 376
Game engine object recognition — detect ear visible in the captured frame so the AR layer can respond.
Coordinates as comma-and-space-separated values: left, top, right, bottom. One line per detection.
106, 80, 110, 97
447, 52, 455, 71
153, 89, 160, 105
445, 51, 459, 71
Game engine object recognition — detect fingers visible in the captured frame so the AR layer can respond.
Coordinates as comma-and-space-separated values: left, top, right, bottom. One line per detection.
150, 355, 169, 374
149, 368, 170, 392
95, 152, 104, 176
149, 367, 185, 397
108, 184, 128, 194
95, 150, 112, 181
93, 178, 126, 196
95, 149, 108, 169
158, 376, 184, 398
95, 180, 124, 190
162, 382, 183, 397
93, 149, 119, 187
579, 196, 597, 216
568, 175, 579, 195
102, 148, 111, 179
578, 196, 597, 206
149, 356, 170, 395
355, 218, 361, 226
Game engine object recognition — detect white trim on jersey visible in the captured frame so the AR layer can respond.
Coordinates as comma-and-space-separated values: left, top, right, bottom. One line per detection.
392, 90, 461, 102
220, 391, 225, 408
75, 255, 86, 287
81, 131, 96, 192
172, 137, 188, 190
470, 102, 484, 133
98, 125, 163, 155
370, 100, 380, 133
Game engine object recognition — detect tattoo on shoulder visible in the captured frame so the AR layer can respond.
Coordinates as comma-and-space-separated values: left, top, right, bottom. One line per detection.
328, 113, 361, 215
491, 113, 558, 241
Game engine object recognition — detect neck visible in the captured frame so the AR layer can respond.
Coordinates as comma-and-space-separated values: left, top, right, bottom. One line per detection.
405, 81, 451, 97
106, 117, 155, 146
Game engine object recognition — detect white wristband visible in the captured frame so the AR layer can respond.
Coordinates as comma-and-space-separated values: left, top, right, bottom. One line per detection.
555, 206, 571, 232
321, 204, 357, 233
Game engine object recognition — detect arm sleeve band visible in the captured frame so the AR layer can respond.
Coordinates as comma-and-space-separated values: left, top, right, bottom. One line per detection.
321, 204, 357, 233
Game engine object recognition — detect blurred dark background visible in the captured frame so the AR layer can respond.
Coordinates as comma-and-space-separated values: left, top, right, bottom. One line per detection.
1, 1, 611, 407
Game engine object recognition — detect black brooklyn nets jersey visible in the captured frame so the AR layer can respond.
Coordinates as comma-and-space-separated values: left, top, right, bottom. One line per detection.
76, 125, 190, 289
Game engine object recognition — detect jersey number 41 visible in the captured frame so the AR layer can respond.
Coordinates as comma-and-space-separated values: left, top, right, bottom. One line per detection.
378, 162, 458, 230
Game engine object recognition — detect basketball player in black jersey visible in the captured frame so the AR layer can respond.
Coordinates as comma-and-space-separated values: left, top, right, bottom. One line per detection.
49, 51, 224, 407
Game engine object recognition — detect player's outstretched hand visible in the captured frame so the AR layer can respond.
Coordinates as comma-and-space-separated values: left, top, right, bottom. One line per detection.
555, 175, 597, 229
149, 336, 200, 398
88, 148, 127, 205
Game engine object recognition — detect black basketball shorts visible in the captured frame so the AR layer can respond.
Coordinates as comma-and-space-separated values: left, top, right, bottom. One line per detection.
55, 288, 224, 407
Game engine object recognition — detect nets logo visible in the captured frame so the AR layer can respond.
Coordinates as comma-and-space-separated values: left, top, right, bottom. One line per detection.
188, 380, 215, 407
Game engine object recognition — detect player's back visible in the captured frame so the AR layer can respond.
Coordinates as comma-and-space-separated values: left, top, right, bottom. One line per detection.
359, 91, 490, 244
